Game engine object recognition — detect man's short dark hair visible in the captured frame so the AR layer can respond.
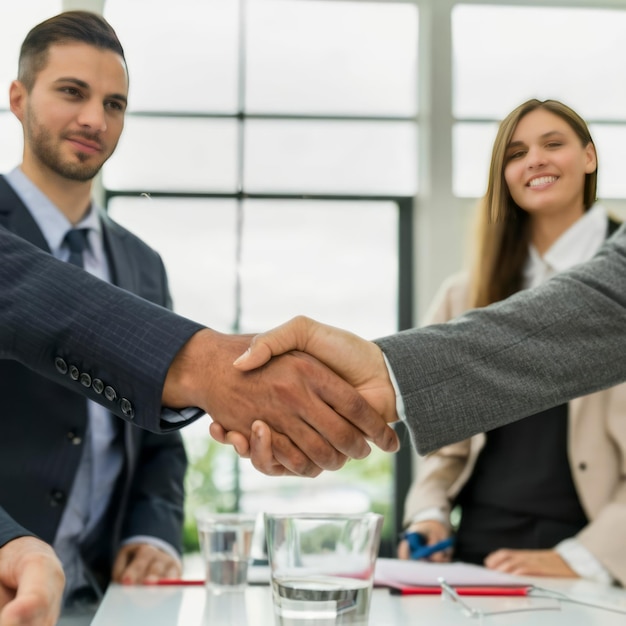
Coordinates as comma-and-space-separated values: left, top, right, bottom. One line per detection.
18, 10, 126, 91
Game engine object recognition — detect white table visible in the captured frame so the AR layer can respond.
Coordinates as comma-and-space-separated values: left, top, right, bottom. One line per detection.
90, 578, 626, 625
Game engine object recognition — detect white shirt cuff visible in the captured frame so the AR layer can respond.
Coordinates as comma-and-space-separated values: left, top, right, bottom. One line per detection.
161, 406, 204, 424
382, 353, 407, 422
555, 538, 615, 585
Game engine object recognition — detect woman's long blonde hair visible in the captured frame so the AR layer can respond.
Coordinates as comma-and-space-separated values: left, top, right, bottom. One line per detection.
468, 99, 597, 308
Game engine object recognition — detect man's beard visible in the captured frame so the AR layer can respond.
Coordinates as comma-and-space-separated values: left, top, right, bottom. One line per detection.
25, 110, 110, 182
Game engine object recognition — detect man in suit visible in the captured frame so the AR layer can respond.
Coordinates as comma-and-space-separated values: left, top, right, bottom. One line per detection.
0, 12, 399, 624
1, 10, 186, 606
0, 233, 398, 626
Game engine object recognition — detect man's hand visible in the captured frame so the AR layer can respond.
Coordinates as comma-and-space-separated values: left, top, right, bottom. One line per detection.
208, 316, 399, 474
210, 420, 302, 477
484, 549, 578, 577
112, 543, 181, 585
0, 536, 65, 626
234, 316, 399, 424
164, 327, 399, 477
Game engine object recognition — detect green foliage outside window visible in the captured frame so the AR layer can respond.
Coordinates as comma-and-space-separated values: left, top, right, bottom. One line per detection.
182, 438, 393, 555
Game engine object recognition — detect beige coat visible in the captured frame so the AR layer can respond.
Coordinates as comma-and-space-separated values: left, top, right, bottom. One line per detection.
403, 273, 626, 585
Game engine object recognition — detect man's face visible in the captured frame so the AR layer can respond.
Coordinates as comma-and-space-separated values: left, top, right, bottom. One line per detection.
13, 42, 128, 182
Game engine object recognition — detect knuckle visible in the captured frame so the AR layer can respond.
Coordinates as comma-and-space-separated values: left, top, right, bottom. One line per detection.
309, 438, 343, 470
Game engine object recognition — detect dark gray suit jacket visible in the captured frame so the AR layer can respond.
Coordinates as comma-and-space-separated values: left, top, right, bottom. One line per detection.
0, 224, 202, 551
377, 222, 626, 456
0, 177, 189, 589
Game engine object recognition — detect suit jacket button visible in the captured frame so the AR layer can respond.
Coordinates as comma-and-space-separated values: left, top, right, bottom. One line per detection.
79, 372, 92, 387
120, 398, 135, 419
104, 386, 117, 402
55, 357, 68, 375
92, 379, 104, 394
69, 365, 80, 380
67, 431, 82, 445
50, 490, 65, 506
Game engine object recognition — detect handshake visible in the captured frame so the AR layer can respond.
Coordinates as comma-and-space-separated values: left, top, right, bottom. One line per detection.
163, 315, 401, 478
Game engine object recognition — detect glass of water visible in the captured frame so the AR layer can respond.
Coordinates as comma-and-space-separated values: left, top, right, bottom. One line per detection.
265, 512, 383, 625
195, 511, 257, 593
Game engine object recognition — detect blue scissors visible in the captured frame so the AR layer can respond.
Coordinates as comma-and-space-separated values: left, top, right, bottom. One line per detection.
404, 532, 455, 560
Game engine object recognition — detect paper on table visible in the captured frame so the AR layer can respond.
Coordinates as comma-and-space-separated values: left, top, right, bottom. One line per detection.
247, 558, 526, 588
374, 558, 528, 588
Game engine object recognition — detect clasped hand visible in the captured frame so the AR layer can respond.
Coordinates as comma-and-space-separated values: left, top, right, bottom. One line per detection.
207, 316, 400, 476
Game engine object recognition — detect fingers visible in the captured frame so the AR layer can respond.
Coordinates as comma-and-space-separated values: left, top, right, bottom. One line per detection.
286, 351, 398, 457
484, 549, 512, 571
484, 549, 536, 575
430, 549, 452, 563
235, 317, 399, 427
313, 364, 399, 453
0, 537, 64, 626
112, 544, 181, 585
249, 421, 325, 477
212, 420, 324, 477
235, 352, 371, 468
208, 421, 227, 444
397, 540, 411, 560
484, 549, 576, 577
248, 422, 303, 477
209, 422, 251, 457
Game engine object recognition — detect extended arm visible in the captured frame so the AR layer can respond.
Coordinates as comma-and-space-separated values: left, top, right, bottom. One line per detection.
231, 225, 626, 462
1, 227, 398, 475
377, 224, 626, 453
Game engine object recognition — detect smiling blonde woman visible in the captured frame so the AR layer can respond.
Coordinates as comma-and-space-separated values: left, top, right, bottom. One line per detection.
400, 99, 626, 587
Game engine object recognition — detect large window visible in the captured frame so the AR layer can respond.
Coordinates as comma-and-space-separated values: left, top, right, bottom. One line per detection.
453, 3, 626, 198
3, 0, 626, 557
0, 1, 63, 172
103, 0, 418, 555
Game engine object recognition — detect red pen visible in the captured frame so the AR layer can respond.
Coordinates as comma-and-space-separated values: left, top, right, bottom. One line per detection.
388, 583, 531, 596
146, 579, 206, 586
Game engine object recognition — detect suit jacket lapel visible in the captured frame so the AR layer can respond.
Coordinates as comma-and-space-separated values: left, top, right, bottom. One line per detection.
0, 176, 51, 253
99, 210, 137, 293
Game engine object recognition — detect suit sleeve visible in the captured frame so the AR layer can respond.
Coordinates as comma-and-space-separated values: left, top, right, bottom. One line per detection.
376, 223, 626, 455
0, 506, 34, 548
0, 225, 204, 433
402, 276, 475, 526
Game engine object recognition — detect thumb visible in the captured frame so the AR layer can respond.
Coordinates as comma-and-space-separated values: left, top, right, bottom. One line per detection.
233, 316, 312, 371
232, 337, 274, 371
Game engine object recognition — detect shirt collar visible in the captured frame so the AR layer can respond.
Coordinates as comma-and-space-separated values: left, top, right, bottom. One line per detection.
524, 202, 608, 288
5, 166, 103, 257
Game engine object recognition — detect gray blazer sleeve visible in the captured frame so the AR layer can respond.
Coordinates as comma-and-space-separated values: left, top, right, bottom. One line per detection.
376, 224, 626, 455
0, 225, 204, 433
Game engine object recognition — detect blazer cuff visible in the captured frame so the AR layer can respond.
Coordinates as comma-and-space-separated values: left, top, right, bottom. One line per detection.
407, 507, 449, 528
